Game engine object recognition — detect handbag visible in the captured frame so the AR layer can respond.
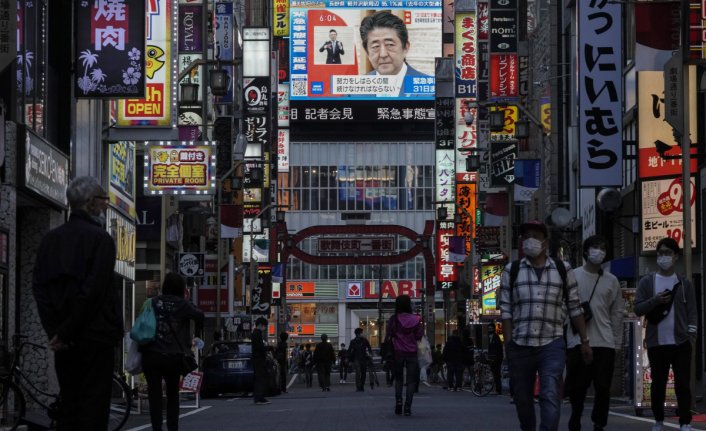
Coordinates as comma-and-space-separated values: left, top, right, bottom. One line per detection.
417, 336, 432, 368
571, 271, 601, 334
124, 333, 142, 375
382, 316, 396, 362
646, 281, 681, 325
130, 298, 157, 344
166, 316, 198, 376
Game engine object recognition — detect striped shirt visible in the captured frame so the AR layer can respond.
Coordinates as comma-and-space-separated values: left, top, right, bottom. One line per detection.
498, 257, 583, 347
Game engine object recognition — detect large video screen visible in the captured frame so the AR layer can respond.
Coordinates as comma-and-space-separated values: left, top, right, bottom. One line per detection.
289, 1, 442, 101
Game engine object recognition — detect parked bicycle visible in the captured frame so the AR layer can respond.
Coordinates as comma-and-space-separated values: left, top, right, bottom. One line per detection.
469, 349, 495, 397
0, 334, 131, 431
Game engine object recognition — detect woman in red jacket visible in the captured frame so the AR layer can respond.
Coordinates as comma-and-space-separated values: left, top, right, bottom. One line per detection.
385, 294, 424, 416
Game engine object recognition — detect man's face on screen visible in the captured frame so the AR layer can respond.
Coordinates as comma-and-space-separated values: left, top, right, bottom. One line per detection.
329, 31, 337, 41
366, 27, 409, 75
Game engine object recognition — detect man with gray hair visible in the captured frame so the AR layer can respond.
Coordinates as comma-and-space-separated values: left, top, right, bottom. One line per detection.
32, 176, 122, 430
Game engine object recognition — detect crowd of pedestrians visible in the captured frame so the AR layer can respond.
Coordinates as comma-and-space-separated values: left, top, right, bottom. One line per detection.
29, 178, 694, 431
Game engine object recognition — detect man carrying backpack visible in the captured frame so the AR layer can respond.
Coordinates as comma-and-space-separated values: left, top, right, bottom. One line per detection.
498, 221, 592, 431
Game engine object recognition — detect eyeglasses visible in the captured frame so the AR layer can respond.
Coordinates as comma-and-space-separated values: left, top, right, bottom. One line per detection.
93, 195, 110, 201
657, 249, 675, 256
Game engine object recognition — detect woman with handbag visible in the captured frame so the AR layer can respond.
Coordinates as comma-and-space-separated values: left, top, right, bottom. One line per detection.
140, 273, 204, 431
385, 294, 423, 416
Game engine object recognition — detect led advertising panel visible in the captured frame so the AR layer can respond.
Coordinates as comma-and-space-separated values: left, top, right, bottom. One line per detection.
144, 141, 216, 195
289, 1, 441, 101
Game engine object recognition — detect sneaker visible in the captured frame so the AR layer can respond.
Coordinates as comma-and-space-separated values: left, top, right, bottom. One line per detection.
651, 421, 664, 431
680, 425, 692, 431
255, 399, 271, 405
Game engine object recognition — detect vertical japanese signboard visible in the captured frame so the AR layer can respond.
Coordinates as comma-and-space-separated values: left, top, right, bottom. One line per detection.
274, 0, 289, 37
455, 11, 477, 98
215, 2, 235, 104
456, 182, 477, 256
118, 0, 174, 126
578, 0, 622, 186
435, 149, 455, 203
435, 97, 454, 150
109, 141, 137, 218
436, 221, 459, 289
0, 0, 16, 73
75, 0, 146, 98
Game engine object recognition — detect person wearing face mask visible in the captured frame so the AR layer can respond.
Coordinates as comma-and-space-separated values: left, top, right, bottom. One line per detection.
31, 176, 122, 430
565, 235, 624, 431
499, 220, 592, 431
635, 237, 696, 431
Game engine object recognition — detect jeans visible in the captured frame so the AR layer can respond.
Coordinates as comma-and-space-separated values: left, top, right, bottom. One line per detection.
446, 361, 464, 389
340, 362, 348, 380
647, 341, 692, 425
507, 337, 566, 431
317, 363, 331, 389
54, 342, 115, 431
394, 354, 419, 406
566, 346, 615, 430
354, 360, 367, 390
304, 365, 314, 387
142, 351, 182, 431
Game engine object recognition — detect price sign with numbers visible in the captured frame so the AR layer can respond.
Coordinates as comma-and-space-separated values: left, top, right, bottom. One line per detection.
641, 176, 697, 252
179, 372, 203, 393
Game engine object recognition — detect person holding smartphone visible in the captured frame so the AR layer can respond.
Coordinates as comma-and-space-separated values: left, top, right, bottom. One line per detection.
635, 237, 697, 431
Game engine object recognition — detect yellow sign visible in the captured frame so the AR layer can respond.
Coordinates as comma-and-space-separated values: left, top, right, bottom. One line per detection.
490, 105, 518, 142
273, 0, 289, 37
145, 142, 216, 195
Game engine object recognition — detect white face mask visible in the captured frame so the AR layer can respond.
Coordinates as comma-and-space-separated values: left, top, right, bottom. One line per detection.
522, 238, 544, 258
657, 255, 674, 271
587, 248, 606, 265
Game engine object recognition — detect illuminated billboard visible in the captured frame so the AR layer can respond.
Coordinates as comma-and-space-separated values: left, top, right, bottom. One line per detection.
289, 1, 442, 101
144, 141, 216, 195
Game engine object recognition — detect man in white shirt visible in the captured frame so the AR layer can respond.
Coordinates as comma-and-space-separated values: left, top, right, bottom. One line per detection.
565, 235, 624, 431
635, 237, 697, 431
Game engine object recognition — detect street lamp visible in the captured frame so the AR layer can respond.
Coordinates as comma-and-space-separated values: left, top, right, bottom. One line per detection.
178, 58, 242, 101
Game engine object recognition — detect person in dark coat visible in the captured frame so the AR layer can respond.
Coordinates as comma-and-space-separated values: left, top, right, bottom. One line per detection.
313, 333, 336, 391
348, 327, 372, 392
32, 176, 123, 431
319, 29, 344, 64
443, 330, 465, 391
275, 332, 289, 393
141, 273, 204, 431
252, 317, 272, 404
487, 322, 504, 395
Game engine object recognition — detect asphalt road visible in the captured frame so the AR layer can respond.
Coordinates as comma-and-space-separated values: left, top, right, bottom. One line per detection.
122, 373, 706, 431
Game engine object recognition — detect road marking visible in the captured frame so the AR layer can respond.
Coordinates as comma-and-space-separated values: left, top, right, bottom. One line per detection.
609, 411, 705, 430
124, 406, 212, 431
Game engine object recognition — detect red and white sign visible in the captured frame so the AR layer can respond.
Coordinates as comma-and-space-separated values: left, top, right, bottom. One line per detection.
347, 281, 362, 298
641, 176, 697, 252
637, 71, 697, 179
436, 221, 459, 286
180, 372, 203, 392
361, 280, 422, 299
